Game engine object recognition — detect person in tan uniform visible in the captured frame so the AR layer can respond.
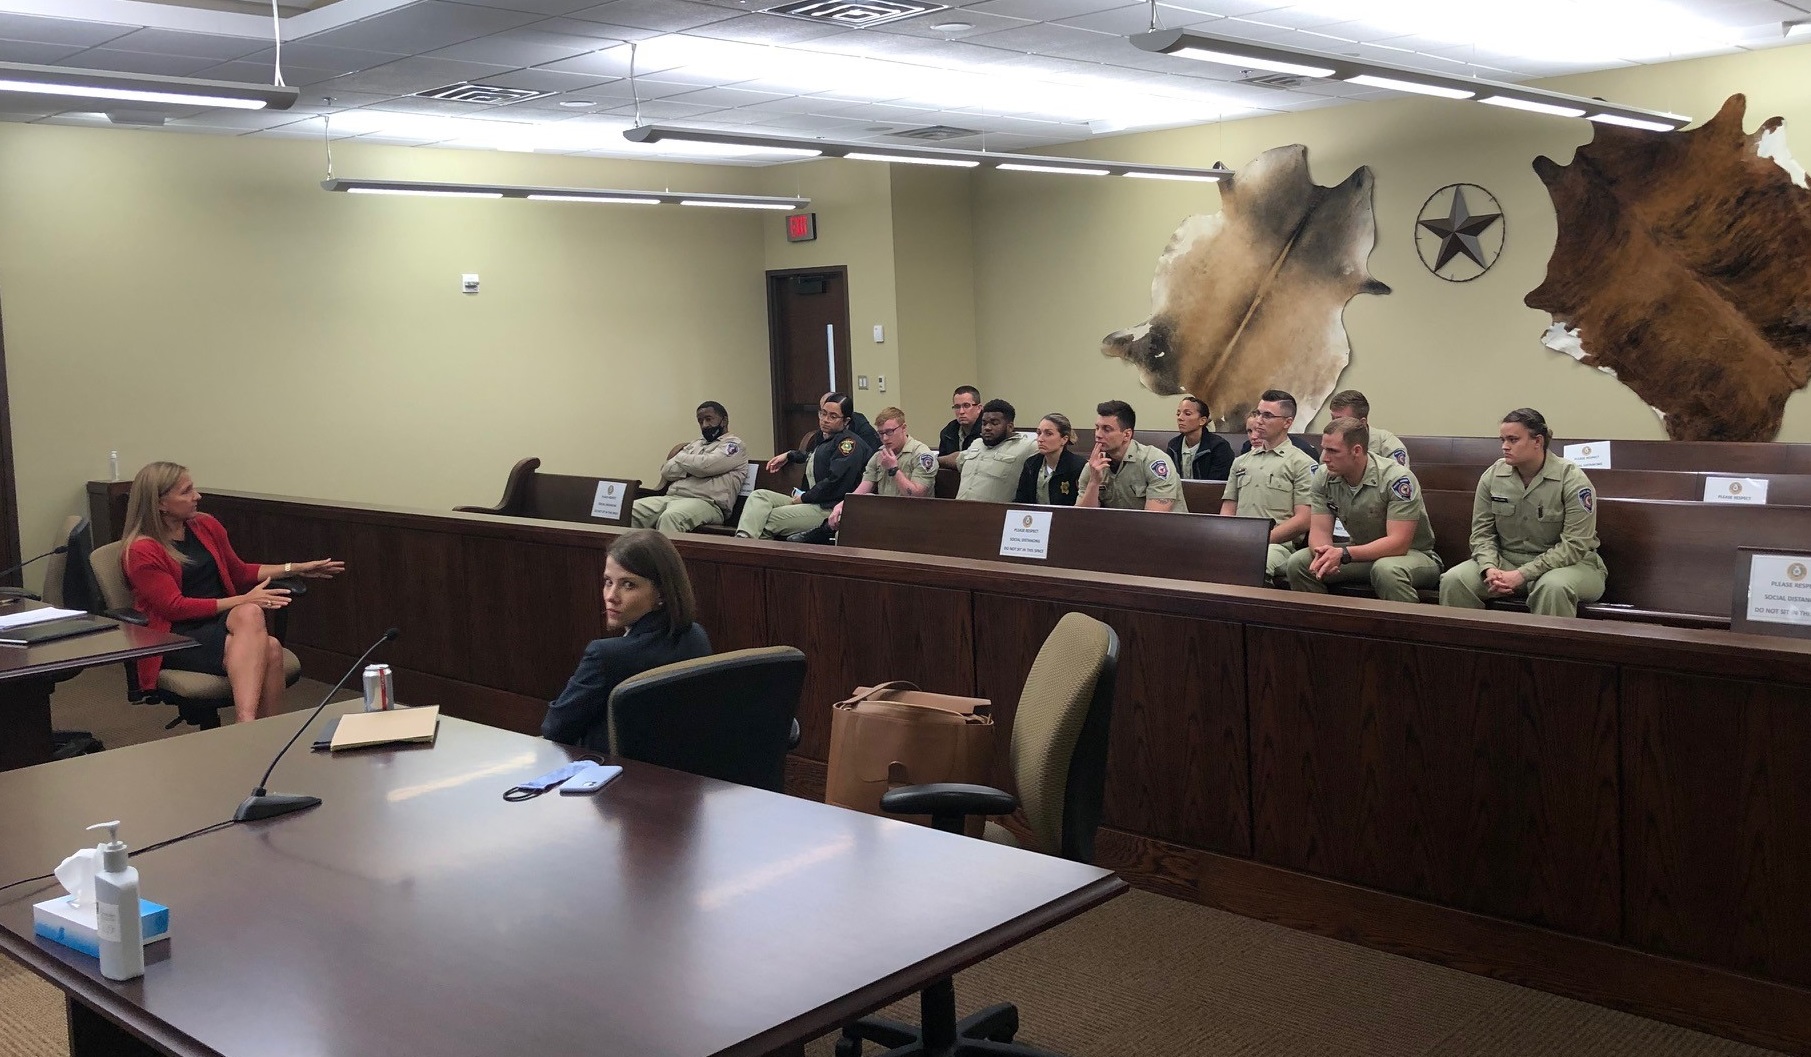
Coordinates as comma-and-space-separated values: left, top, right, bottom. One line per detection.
1220, 412, 1315, 577
1078, 399, 1187, 512
631, 401, 748, 536
1284, 418, 1439, 602
1327, 389, 1409, 467
1439, 407, 1607, 618
955, 399, 1037, 503
828, 406, 938, 529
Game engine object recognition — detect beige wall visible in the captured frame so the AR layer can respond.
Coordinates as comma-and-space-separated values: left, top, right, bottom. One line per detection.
889, 165, 979, 438
0, 123, 773, 573
969, 42, 1811, 444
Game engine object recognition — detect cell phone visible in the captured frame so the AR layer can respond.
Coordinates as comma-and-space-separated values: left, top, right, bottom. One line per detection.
558, 763, 623, 795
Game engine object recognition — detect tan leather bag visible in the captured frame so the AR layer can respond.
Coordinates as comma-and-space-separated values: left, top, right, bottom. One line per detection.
825, 682, 995, 835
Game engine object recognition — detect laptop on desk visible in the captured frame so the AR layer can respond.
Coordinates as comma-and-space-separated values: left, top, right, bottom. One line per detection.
0, 615, 115, 647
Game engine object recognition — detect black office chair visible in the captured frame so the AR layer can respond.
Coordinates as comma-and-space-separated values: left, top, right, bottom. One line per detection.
40, 516, 103, 758
836, 613, 1120, 1057
605, 646, 807, 792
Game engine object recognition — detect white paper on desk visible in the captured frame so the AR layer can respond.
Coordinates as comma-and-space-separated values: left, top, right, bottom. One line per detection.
590, 481, 625, 520
1745, 555, 1811, 627
1704, 477, 1767, 504
0, 607, 88, 631
1000, 509, 1052, 560
1562, 441, 1612, 469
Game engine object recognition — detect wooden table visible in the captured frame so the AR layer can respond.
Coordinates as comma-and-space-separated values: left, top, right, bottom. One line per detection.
0, 704, 1125, 1057
0, 604, 192, 771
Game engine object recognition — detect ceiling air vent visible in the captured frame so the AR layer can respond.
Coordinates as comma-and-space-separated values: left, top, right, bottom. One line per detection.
762, 1, 948, 28
1237, 72, 1308, 90
415, 82, 554, 105
889, 124, 980, 141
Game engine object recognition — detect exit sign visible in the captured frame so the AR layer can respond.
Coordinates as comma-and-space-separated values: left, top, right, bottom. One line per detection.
786, 212, 817, 242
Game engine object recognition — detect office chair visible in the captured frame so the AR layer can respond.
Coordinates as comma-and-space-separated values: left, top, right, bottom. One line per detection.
837, 612, 1120, 1057
606, 646, 807, 793
89, 540, 304, 731
40, 516, 103, 757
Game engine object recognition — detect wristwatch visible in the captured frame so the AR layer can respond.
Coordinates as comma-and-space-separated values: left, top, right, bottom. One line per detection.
1339, 547, 1352, 565
885, 467, 898, 477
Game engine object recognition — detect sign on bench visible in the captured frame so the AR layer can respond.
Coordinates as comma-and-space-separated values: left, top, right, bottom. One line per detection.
1731, 547, 1811, 640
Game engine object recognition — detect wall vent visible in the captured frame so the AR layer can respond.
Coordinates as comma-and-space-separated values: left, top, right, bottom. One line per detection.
889, 124, 980, 141
1237, 72, 1307, 90
762, 1, 947, 28
415, 82, 555, 105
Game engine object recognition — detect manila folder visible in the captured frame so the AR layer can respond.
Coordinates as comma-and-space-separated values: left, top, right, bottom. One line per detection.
330, 706, 440, 751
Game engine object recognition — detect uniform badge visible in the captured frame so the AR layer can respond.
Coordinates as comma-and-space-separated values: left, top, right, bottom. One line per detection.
918, 451, 935, 472
1393, 450, 1408, 465
1578, 487, 1594, 512
1390, 477, 1415, 502
1152, 459, 1170, 478
725, 442, 740, 456
837, 438, 855, 455
1059, 481, 1071, 495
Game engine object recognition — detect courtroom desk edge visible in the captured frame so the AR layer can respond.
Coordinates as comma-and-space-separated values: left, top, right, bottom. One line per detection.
202, 491, 1811, 685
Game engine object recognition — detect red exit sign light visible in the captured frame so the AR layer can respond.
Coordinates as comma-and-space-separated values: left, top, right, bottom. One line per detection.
786, 212, 817, 242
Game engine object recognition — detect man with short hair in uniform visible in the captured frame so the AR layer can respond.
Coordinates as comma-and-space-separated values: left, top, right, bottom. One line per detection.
828, 406, 937, 530
736, 392, 870, 539
1237, 389, 1320, 461
938, 386, 983, 469
1220, 410, 1315, 578
1284, 417, 1440, 602
631, 400, 747, 536
1327, 388, 1410, 467
955, 399, 1037, 503
1078, 399, 1188, 512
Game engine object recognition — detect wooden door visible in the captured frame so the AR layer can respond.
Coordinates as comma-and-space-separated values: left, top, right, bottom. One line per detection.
766, 268, 852, 454
0, 292, 22, 580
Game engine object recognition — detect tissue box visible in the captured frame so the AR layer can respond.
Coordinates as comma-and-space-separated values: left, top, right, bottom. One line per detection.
33, 896, 169, 958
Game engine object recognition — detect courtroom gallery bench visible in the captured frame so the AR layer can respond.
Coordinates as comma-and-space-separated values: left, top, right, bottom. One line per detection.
454, 457, 638, 528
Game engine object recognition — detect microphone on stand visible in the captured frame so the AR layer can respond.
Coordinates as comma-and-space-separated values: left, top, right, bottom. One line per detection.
234, 627, 400, 822
0, 545, 67, 601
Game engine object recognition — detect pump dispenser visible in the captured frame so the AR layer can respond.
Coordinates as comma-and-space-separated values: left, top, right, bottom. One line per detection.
86, 821, 143, 980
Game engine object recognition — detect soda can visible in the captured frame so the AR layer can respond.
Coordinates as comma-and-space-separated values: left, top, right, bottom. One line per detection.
362, 664, 394, 712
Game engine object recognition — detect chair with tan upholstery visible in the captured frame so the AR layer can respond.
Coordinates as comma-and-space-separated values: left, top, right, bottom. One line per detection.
836, 612, 1120, 1057
605, 646, 807, 792
89, 539, 302, 731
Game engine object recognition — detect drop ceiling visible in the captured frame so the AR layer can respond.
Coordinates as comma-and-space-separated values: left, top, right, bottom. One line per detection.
0, 0, 1804, 163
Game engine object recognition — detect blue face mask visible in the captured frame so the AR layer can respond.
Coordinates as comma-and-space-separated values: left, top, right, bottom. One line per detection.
503, 760, 600, 801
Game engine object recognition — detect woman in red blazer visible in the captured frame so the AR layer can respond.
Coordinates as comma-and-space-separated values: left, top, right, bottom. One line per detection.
121, 462, 343, 724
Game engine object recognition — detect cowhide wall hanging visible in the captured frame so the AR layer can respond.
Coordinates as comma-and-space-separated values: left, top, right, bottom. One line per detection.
1101, 144, 1390, 429
1527, 94, 1811, 441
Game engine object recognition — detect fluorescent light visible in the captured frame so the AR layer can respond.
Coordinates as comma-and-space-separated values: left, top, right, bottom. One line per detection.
1172, 47, 1335, 78
346, 188, 503, 199
680, 199, 798, 210
1479, 95, 1587, 118
0, 61, 297, 111
1588, 112, 1686, 132
843, 152, 980, 168
0, 80, 267, 109
1344, 74, 1474, 100
1788, 20, 1811, 37
1123, 171, 1222, 182
996, 163, 1110, 176
524, 195, 661, 204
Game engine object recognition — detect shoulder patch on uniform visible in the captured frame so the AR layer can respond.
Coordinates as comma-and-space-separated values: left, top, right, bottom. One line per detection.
725, 442, 739, 456
918, 451, 935, 472
1578, 487, 1594, 512
1151, 459, 1170, 478
1393, 449, 1408, 465
838, 438, 855, 455
1390, 476, 1415, 501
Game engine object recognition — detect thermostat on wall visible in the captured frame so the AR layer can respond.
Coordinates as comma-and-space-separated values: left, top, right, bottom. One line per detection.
785, 213, 816, 243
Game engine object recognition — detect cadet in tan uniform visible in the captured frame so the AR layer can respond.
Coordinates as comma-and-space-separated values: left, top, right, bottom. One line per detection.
1285, 418, 1439, 602
1077, 399, 1187, 512
955, 399, 1037, 503
1220, 412, 1315, 577
632, 401, 748, 536
827, 406, 938, 529
1328, 389, 1409, 467
1439, 407, 1607, 618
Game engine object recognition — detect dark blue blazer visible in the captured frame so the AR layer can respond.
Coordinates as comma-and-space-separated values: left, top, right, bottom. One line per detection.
542, 612, 711, 752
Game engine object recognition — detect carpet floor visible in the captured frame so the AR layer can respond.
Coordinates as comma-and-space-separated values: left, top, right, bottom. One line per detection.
1, 668, 1784, 1057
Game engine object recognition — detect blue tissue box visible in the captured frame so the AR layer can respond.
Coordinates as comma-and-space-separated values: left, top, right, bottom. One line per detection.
32, 896, 170, 958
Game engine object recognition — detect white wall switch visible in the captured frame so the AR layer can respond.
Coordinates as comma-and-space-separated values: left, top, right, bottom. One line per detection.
857, 375, 869, 390
877, 375, 886, 392
872, 324, 884, 342
461, 273, 480, 294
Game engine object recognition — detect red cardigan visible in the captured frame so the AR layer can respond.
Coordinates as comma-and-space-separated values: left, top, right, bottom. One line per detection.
124, 514, 262, 687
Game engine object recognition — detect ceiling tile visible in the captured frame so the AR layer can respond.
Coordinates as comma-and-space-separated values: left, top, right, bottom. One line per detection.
537, 42, 677, 77
531, 17, 666, 40
442, 0, 603, 13
235, 43, 408, 76
426, 27, 616, 65
564, 0, 742, 32
967, 0, 1129, 18
58, 49, 221, 76
865, 11, 1034, 38
0, 40, 84, 64
299, 2, 542, 54
316, 55, 519, 94
661, 84, 791, 107
99, 28, 266, 61
1057, 5, 1180, 34
191, 60, 349, 86
0, 13, 133, 48
684, 13, 853, 44
960, 21, 1118, 55
477, 67, 614, 91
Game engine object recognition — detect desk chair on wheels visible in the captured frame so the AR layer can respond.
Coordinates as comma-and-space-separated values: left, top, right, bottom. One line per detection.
605, 646, 807, 792
89, 540, 304, 731
837, 612, 1120, 1057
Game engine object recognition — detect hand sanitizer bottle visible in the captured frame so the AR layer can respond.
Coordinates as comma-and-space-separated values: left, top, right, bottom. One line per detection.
86, 821, 143, 981
108, 451, 120, 483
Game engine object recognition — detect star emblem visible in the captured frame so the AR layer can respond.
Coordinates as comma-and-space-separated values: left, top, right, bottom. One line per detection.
1416, 186, 1503, 274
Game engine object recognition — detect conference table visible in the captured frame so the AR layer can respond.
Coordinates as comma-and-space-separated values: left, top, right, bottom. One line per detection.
0, 702, 1126, 1057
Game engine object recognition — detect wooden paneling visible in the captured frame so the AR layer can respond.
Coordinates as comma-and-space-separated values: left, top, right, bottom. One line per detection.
1623, 668, 1811, 986
461, 538, 604, 702
342, 524, 469, 681
685, 558, 768, 653
1249, 627, 1620, 938
973, 594, 1249, 856
764, 572, 974, 760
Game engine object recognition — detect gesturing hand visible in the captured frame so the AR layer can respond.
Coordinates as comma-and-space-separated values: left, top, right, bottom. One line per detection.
765, 453, 791, 474
295, 558, 345, 579
244, 578, 292, 611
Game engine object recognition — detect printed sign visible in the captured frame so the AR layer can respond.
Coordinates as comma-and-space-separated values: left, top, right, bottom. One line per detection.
1562, 441, 1613, 469
591, 480, 625, 520
999, 509, 1053, 560
1704, 476, 1768, 505
741, 462, 759, 497
1745, 554, 1811, 627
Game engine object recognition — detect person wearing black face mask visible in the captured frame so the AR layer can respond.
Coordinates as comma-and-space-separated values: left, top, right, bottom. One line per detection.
632, 401, 749, 536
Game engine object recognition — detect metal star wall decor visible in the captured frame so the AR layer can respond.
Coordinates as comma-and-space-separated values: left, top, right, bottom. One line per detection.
1415, 183, 1505, 282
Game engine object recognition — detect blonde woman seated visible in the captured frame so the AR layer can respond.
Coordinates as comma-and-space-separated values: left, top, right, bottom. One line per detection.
122, 462, 344, 723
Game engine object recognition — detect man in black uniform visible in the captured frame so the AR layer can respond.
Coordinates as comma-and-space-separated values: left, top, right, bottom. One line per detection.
737, 392, 870, 539
937, 385, 983, 469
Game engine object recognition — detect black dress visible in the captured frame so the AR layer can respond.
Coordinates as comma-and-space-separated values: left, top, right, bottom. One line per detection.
163, 532, 232, 676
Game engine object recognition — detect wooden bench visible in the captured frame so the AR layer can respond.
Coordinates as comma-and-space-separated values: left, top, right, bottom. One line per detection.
1401, 435, 1811, 473
1414, 462, 1811, 505
454, 458, 639, 528
837, 493, 1271, 587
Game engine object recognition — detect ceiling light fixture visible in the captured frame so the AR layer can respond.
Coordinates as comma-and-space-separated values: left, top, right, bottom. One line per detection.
1130, 29, 1689, 130
0, 61, 298, 111
1783, 20, 1811, 37
623, 125, 1235, 181
1585, 112, 1685, 132
322, 178, 807, 210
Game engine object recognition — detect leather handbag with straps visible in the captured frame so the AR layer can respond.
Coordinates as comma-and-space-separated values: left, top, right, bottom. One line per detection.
824, 681, 996, 835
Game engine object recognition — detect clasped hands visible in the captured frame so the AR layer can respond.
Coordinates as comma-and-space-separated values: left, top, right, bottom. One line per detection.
1482, 567, 1526, 596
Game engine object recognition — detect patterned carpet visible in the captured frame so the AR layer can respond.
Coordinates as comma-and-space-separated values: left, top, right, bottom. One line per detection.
1, 669, 1784, 1057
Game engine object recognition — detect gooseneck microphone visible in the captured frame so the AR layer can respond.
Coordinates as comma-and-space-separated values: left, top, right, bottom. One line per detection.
0, 545, 68, 601
234, 627, 400, 822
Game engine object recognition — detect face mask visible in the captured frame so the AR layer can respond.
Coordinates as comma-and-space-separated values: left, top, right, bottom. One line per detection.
701, 424, 725, 443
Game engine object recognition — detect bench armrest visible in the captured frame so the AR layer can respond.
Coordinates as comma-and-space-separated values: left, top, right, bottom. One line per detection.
106, 608, 149, 626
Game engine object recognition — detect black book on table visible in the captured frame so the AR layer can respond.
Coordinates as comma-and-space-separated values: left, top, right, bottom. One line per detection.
0, 615, 112, 647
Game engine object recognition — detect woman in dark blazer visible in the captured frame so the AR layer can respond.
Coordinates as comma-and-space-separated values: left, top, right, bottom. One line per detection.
1014, 413, 1087, 506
